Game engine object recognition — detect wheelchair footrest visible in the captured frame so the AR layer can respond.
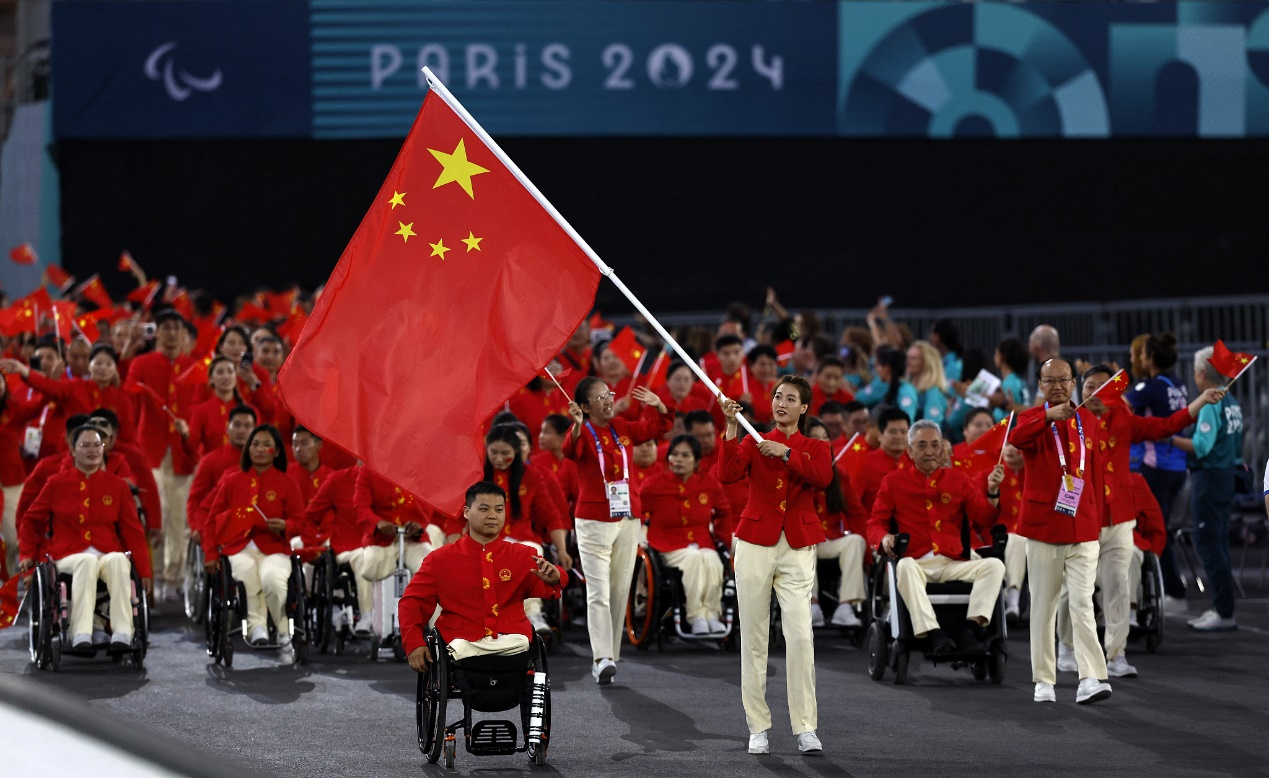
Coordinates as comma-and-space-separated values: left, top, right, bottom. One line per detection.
468, 720, 519, 755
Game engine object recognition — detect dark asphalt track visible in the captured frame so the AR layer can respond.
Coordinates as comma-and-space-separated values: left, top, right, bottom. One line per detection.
3, 586, 1269, 777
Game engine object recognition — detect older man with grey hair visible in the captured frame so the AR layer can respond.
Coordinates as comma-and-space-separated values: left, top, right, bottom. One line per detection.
1167, 346, 1244, 632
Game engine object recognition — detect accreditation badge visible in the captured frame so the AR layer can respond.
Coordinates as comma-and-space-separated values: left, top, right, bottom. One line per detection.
21, 425, 43, 459
1054, 475, 1084, 518
606, 480, 632, 519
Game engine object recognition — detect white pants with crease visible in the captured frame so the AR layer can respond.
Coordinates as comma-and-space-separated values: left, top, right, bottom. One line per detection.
575, 517, 640, 662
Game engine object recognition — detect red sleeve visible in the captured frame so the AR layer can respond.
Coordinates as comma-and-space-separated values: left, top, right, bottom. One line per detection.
529, 474, 567, 535
204, 474, 234, 562
718, 437, 753, 484
17, 479, 54, 561
840, 471, 869, 537
280, 477, 307, 537
398, 555, 440, 656
186, 458, 215, 534
131, 458, 162, 532
622, 404, 676, 445
1008, 406, 1051, 451
183, 405, 206, 461
709, 479, 731, 544
1125, 406, 1195, 444
866, 476, 897, 552
353, 469, 380, 529
115, 481, 152, 579
16, 465, 50, 527
23, 371, 75, 405
961, 474, 1000, 536
303, 475, 340, 543
785, 438, 833, 489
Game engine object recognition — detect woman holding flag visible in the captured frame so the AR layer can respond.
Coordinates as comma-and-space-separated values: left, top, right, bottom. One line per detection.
564, 377, 673, 685
0, 344, 139, 445
202, 424, 305, 662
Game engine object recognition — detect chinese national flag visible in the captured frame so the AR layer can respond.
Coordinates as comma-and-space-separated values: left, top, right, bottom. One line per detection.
126, 279, 161, 307
775, 339, 796, 364
278, 91, 601, 514
8, 242, 36, 265
0, 574, 20, 628
1208, 340, 1256, 380
834, 434, 871, 482
194, 325, 224, 362
170, 290, 195, 322
94, 306, 133, 325
177, 354, 214, 387
74, 275, 114, 310
644, 349, 670, 390
277, 306, 308, 345
236, 302, 272, 324
262, 289, 298, 316
118, 250, 139, 274
43, 264, 74, 291
50, 300, 76, 341
1084, 369, 1129, 408
608, 327, 645, 374
74, 313, 101, 344
952, 416, 1011, 476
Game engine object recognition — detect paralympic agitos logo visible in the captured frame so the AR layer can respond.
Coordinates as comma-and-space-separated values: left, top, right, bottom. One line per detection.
144, 41, 223, 101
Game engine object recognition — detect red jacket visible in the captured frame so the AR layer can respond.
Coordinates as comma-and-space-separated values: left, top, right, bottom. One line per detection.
868, 465, 999, 560
856, 449, 913, 513
17, 452, 132, 528
486, 466, 567, 543
0, 391, 45, 486
19, 467, 152, 578
124, 351, 196, 473
718, 428, 832, 549
709, 460, 746, 547
301, 466, 362, 554
810, 385, 855, 417
203, 467, 306, 562
289, 462, 334, 507
562, 406, 675, 522
24, 372, 139, 444
112, 441, 162, 531
975, 465, 1024, 534
1095, 404, 1193, 525
184, 395, 262, 461
639, 470, 731, 553
1008, 405, 1103, 545
186, 445, 242, 534
398, 534, 567, 654
1130, 472, 1167, 555
355, 468, 434, 547
530, 451, 578, 515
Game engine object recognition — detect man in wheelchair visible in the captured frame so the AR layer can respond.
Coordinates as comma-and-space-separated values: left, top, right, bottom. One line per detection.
401, 481, 567, 670
867, 420, 1005, 655
18, 424, 152, 652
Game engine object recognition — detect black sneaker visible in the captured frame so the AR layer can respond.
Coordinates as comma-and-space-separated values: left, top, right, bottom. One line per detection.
928, 628, 958, 655
955, 621, 989, 654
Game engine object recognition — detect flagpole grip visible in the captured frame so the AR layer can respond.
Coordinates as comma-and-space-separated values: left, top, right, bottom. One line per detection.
422, 67, 763, 442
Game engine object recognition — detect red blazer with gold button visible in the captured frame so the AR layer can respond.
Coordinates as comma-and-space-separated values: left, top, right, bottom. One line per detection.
398, 534, 569, 654
640, 469, 731, 553
203, 466, 306, 562
563, 406, 676, 522
354, 467, 434, 547
1097, 404, 1192, 525
1008, 405, 1103, 545
718, 428, 832, 549
867, 465, 998, 560
19, 467, 152, 578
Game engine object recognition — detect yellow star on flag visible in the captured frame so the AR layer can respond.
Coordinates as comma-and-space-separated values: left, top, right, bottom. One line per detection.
429, 139, 489, 199
429, 239, 451, 260
388, 191, 406, 209
461, 231, 483, 252
1239, 356, 1249, 364
395, 222, 416, 243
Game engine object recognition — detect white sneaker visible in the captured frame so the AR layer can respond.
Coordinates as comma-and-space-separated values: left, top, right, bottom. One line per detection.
70, 633, 93, 651
748, 731, 770, 755
1107, 654, 1138, 678
797, 731, 823, 753
592, 658, 616, 685
1163, 595, 1189, 614
353, 613, 374, 638
1056, 642, 1077, 673
707, 618, 727, 634
1033, 682, 1056, 703
690, 618, 710, 635
1076, 677, 1112, 705
249, 626, 269, 646
830, 604, 861, 628
1005, 589, 1021, 620
809, 603, 825, 628
278, 633, 295, 664
1188, 610, 1237, 632
1128, 609, 1139, 628
529, 612, 552, 635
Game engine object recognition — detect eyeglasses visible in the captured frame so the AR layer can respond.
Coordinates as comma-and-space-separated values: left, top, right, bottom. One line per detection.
586, 392, 617, 403
1039, 377, 1075, 386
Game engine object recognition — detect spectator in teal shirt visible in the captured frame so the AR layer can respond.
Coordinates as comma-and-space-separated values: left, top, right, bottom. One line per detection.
856, 346, 919, 421
929, 319, 964, 383
907, 341, 950, 430
994, 337, 1033, 421
1169, 346, 1239, 632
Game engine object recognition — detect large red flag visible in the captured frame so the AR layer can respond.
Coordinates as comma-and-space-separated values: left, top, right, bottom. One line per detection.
0, 574, 21, 628
952, 415, 1011, 476
1208, 339, 1256, 380
278, 91, 601, 514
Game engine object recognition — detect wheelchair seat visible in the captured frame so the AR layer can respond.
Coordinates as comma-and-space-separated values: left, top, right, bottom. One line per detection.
452, 650, 532, 675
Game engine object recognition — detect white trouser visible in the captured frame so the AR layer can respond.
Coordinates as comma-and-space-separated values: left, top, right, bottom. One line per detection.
425, 524, 447, 550
228, 548, 291, 633
2, 483, 21, 573
355, 541, 432, 581
335, 549, 375, 616
1128, 547, 1144, 606
735, 534, 817, 736
1027, 539, 1106, 684
815, 534, 867, 603
575, 517, 640, 662
661, 545, 724, 623
153, 449, 193, 584
507, 538, 545, 617
896, 555, 1005, 636
448, 633, 530, 662
1004, 533, 1027, 591
56, 552, 133, 640
1057, 520, 1136, 661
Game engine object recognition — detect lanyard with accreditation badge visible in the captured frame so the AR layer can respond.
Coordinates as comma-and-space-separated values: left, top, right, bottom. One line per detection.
1045, 403, 1085, 517
585, 421, 632, 518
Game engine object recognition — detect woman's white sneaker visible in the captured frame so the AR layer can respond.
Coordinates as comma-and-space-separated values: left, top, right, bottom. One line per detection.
748, 731, 769, 755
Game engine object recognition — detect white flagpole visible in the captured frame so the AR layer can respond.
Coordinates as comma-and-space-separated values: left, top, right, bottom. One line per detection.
1225, 355, 1257, 389
625, 350, 648, 399
1076, 368, 1124, 408
832, 432, 860, 464
422, 68, 763, 441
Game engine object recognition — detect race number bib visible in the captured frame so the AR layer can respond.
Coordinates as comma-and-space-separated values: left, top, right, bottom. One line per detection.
606, 480, 632, 519
22, 425, 42, 459
1054, 476, 1084, 518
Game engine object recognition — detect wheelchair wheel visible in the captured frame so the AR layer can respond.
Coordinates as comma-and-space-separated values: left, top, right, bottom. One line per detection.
183, 539, 207, 623
369, 635, 380, 661
865, 622, 887, 681
28, 566, 49, 667
988, 652, 1006, 684
421, 636, 448, 764
626, 546, 658, 651
309, 553, 334, 655
49, 633, 61, 672
893, 649, 909, 685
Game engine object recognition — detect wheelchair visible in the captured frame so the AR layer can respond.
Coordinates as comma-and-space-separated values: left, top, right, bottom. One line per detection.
205, 550, 309, 667
28, 553, 150, 671
182, 536, 208, 624
625, 541, 737, 652
306, 549, 366, 656
866, 527, 1009, 685
369, 527, 411, 662
810, 555, 869, 647
1127, 550, 1165, 654
416, 628, 552, 768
